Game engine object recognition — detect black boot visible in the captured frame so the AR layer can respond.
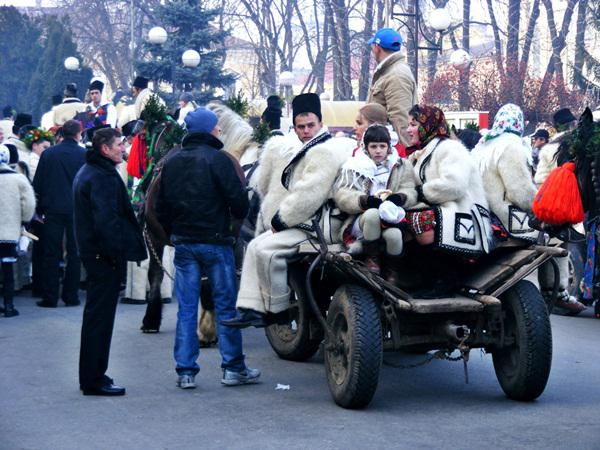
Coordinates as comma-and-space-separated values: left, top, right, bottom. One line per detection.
4, 303, 19, 317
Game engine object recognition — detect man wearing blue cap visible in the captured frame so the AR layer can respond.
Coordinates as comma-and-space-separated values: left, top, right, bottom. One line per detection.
367, 27, 416, 146
155, 107, 260, 389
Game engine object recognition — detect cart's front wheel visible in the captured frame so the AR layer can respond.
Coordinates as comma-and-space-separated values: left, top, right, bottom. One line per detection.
265, 266, 322, 361
325, 284, 382, 409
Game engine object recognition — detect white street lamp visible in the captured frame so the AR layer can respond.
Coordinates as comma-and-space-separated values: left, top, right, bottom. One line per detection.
279, 71, 294, 87
428, 8, 451, 32
148, 26, 167, 45
450, 49, 472, 70
64, 56, 80, 71
182, 49, 201, 68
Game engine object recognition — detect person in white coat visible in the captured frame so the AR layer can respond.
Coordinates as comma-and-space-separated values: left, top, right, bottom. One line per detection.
0, 145, 36, 317
223, 93, 355, 328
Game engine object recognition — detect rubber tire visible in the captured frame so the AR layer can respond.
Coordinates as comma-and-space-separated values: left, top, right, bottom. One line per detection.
264, 267, 322, 361
325, 284, 382, 409
492, 280, 552, 401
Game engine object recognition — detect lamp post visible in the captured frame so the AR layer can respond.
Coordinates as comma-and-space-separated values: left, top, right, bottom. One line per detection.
390, 2, 450, 86
279, 70, 294, 118
147, 27, 201, 99
64, 56, 80, 71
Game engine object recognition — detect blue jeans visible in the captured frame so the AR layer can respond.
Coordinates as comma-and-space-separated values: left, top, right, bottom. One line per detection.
173, 241, 245, 375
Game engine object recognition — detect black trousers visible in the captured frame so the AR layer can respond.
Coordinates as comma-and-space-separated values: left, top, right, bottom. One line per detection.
41, 213, 80, 305
2, 262, 14, 306
79, 257, 126, 389
30, 220, 44, 296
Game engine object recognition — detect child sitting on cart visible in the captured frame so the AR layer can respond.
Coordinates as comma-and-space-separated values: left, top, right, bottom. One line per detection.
334, 124, 417, 278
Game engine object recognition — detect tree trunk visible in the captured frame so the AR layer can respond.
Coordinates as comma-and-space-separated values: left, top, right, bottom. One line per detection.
503, 0, 521, 103
573, 0, 589, 88
485, 0, 505, 78
358, 0, 375, 100
459, 0, 471, 109
536, 0, 579, 109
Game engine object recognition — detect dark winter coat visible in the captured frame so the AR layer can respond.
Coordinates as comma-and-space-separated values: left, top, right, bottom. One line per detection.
33, 138, 86, 215
156, 132, 248, 245
73, 150, 147, 263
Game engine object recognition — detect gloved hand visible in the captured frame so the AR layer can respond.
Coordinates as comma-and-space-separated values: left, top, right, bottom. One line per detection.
387, 193, 407, 207
361, 195, 383, 210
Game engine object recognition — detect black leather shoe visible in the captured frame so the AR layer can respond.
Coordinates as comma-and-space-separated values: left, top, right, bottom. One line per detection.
63, 300, 81, 307
82, 384, 126, 396
36, 300, 57, 308
220, 308, 266, 328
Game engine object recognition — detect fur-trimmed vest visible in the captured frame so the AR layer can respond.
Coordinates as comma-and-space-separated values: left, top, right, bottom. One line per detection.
0, 168, 36, 243
334, 157, 418, 242
411, 137, 492, 256
256, 130, 355, 241
472, 132, 539, 242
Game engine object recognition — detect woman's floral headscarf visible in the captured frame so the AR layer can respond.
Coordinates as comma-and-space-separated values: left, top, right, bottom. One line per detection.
23, 128, 54, 150
408, 105, 449, 150
481, 103, 524, 142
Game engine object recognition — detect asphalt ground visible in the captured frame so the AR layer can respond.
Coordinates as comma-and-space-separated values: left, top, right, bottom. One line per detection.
1, 293, 599, 450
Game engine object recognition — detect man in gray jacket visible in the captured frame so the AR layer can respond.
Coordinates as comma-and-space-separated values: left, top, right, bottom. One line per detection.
367, 28, 416, 146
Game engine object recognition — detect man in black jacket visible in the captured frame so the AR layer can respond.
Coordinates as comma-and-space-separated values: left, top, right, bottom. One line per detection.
73, 128, 147, 396
156, 107, 260, 389
33, 120, 86, 308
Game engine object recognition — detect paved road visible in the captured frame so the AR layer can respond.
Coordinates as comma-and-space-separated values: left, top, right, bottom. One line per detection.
1, 292, 598, 450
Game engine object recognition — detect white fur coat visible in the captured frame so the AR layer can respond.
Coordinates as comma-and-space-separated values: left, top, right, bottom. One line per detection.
472, 132, 537, 239
411, 137, 492, 255
255, 130, 355, 238
0, 170, 36, 243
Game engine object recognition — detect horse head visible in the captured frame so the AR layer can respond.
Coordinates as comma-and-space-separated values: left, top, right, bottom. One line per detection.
571, 107, 600, 216
206, 102, 256, 162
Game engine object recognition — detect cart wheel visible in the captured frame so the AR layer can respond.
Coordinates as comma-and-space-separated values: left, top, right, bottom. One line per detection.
492, 280, 552, 401
325, 284, 382, 409
265, 266, 323, 361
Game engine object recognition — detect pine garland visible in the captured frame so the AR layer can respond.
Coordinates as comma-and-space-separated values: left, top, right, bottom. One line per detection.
225, 90, 249, 118
252, 120, 271, 145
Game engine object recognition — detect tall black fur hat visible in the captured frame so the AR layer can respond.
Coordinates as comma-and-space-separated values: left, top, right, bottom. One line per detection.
132, 76, 149, 89
89, 79, 104, 92
292, 93, 321, 123
64, 83, 78, 97
553, 108, 577, 127
2, 105, 13, 118
12, 113, 32, 135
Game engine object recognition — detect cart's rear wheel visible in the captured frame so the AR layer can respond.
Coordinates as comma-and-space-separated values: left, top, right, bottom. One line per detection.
325, 284, 382, 409
265, 266, 322, 361
492, 280, 552, 401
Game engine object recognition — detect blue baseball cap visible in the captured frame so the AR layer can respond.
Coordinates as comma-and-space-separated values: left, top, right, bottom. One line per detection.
367, 28, 403, 51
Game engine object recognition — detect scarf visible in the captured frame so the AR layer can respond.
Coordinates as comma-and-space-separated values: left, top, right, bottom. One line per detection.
406, 105, 449, 153
481, 103, 524, 142
337, 144, 399, 194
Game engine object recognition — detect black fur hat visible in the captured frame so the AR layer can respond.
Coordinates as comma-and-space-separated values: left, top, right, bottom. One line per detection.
89, 79, 104, 92
132, 76, 149, 89
292, 93, 321, 123
553, 108, 577, 127
5, 143, 18, 164
12, 113, 32, 135
64, 83, 78, 98
2, 105, 13, 119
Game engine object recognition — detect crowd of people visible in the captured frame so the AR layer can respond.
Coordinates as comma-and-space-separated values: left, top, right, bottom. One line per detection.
0, 26, 593, 397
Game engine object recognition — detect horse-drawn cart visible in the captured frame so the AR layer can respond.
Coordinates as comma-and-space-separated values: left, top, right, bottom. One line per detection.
266, 222, 564, 409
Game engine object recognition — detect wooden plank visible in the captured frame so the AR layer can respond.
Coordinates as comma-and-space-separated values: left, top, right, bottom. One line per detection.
463, 249, 538, 292
407, 295, 484, 314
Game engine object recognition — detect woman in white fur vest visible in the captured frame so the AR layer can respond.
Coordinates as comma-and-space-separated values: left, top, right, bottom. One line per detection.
471, 103, 538, 242
0, 145, 36, 317
399, 105, 492, 297
222, 93, 355, 328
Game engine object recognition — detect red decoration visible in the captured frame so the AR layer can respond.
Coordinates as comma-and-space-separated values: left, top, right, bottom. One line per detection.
127, 134, 148, 178
532, 162, 584, 225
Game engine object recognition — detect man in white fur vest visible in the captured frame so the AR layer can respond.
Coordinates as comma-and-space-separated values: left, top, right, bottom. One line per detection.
223, 93, 355, 328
